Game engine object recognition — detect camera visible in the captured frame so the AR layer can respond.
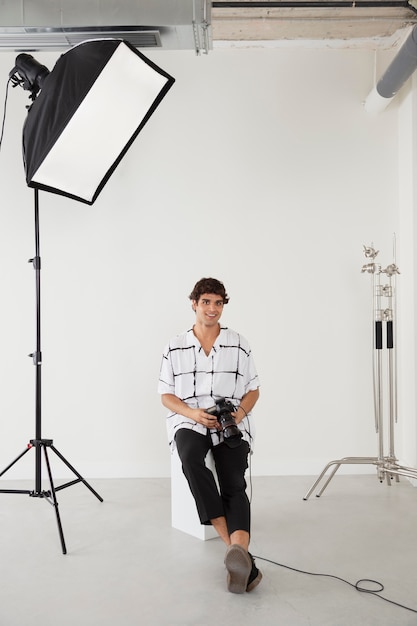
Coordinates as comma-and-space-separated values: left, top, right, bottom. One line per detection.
205, 397, 243, 448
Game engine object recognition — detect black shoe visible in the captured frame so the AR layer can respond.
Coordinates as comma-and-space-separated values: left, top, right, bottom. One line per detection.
246, 553, 262, 592
224, 544, 252, 594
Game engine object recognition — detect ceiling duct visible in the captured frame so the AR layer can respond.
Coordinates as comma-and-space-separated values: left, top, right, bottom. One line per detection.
0, 0, 211, 54
365, 25, 417, 112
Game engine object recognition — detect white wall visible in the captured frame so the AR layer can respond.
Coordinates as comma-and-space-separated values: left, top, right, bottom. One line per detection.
0, 46, 407, 479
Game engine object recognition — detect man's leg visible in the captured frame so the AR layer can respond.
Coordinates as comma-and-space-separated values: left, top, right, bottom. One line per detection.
212, 441, 251, 539
212, 442, 259, 593
210, 516, 231, 544
210, 519, 249, 549
175, 429, 225, 526
230, 529, 250, 550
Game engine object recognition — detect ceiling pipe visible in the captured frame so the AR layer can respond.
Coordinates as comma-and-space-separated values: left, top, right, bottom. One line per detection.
364, 25, 417, 113
213, 1, 413, 6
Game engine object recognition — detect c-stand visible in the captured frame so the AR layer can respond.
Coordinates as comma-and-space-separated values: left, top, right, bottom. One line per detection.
304, 242, 417, 500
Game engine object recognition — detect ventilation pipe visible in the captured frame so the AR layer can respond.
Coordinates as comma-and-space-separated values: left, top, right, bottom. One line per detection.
364, 25, 417, 114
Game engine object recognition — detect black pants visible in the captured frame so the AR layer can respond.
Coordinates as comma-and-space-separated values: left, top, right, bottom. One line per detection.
175, 429, 251, 536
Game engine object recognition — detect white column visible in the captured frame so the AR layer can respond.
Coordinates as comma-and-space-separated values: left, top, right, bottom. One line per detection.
397, 76, 417, 482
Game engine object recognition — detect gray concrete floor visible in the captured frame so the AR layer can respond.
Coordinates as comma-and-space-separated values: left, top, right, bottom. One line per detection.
0, 474, 416, 625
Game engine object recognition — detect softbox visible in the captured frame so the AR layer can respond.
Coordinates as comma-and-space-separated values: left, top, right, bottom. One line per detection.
22, 39, 175, 205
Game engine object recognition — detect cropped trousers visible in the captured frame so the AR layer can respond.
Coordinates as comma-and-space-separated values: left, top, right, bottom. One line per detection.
175, 428, 251, 536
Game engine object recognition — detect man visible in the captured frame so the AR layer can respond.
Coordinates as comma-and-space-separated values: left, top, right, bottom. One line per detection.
158, 277, 262, 593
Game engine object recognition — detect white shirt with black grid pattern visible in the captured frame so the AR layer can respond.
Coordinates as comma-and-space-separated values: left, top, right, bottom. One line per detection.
158, 326, 259, 450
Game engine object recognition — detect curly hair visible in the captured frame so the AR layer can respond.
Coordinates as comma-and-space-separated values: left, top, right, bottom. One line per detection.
188, 277, 229, 304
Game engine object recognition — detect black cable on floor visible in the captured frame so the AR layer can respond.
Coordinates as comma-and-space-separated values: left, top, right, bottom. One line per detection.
252, 554, 417, 615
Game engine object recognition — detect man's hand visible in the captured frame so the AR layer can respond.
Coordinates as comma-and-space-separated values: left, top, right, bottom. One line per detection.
193, 408, 221, 430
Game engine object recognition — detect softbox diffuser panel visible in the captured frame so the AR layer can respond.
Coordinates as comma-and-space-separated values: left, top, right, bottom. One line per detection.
22, 39, 175, 205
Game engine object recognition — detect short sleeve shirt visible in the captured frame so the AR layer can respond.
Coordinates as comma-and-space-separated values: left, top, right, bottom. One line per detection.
158, 326, 259, 449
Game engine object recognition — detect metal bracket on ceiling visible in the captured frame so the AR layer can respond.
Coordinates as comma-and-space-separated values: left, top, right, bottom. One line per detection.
193, 0, 211, 55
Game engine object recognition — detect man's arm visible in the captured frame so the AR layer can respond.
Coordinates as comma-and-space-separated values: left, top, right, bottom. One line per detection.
234, 388, 260, 424
161, 393, 220, 429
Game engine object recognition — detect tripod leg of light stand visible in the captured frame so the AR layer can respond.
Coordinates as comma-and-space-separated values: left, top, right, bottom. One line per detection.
50, 445, 103, 502
0, 445, 33, 494
303, 456, 379, 499
303, 461, 342, 500
41, 444, 67, 555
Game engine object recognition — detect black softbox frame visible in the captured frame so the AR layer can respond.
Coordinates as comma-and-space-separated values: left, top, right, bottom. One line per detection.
22, 39, 175, 205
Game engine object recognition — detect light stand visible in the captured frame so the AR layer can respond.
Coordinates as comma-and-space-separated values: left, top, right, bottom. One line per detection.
1, 41, 175, 553
304, 242, 417, 500
0, 189, 103, 554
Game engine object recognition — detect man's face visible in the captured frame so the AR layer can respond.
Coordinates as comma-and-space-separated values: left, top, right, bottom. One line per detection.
192, 293, 224, 328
